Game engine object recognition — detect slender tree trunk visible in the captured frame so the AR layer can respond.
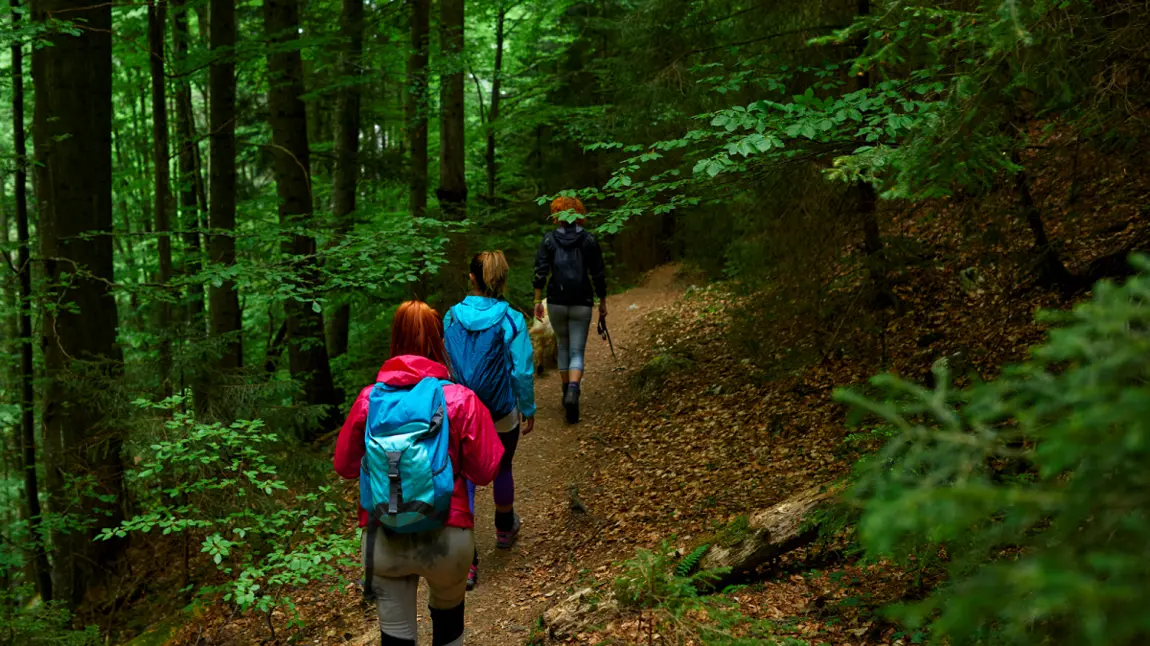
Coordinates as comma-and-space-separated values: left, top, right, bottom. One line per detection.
173, 0, 205, 327
149, 0, 174, 394
1013, 151, 1073, 287
10, 0, 52, 604
407, 0, 430, 300
130, 67, 155, 240
208, 0, 243, 383
485, 4, 506, 202
437, 0, 468, 307
265, 0, 342, 439
32, 0, 124, 609
853, 0, 891, 308
328, 0, 364, 359
0, 179, 22, 597
194, 1, 207, 41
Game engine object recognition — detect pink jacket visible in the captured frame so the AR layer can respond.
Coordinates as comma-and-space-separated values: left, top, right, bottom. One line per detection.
333, 355, 504, 529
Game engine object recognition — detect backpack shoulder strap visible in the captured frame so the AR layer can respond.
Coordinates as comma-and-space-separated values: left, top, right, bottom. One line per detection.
434, 379, 465, 481
503, 310, 521, 337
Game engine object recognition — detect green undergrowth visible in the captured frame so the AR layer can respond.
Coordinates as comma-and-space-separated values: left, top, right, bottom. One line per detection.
605, 541, 808, 645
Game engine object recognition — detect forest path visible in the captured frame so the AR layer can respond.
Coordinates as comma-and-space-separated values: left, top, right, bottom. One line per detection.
348, 265, 684, 646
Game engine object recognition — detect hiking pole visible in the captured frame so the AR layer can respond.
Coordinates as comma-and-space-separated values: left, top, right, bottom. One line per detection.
597, 314, 618, 362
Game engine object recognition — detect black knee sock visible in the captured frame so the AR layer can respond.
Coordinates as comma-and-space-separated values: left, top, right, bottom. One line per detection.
429, 601, 465, 646
380, 632, 415, 646
472, 548, 478, 567
495, 509, 515, 532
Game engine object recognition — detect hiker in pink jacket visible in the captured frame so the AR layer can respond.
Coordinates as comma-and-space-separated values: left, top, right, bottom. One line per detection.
335, 301, 504, 646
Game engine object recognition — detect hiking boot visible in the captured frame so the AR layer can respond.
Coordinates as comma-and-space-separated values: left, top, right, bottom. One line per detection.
564, 385, 580, 424
466, 564, 478, 591
496, 514, 521, 549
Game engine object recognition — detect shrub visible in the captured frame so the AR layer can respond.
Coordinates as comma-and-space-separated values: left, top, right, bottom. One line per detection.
836, 255, 1150, 645
0, 585, 98, 646
98, 398, 358, 637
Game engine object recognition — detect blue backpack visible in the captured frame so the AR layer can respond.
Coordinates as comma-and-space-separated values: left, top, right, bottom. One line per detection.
361, 377, 455, 534
444, 308, 517, 421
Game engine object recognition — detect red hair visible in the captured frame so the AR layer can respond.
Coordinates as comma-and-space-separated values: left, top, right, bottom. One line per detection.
390, 301, 450, 366
550, 196, 587, 226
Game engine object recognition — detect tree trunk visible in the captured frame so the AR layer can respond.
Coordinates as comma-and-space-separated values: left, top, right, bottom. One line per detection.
436, 0, 468, 308
173, 0, 205, 328
10, 0, 52, 604
485, 4, 506, 202
265, 0, 342, 439
32, 0, 125, 609
130, 67, 155, 242
149, 0, 174, 395
173, 0, 207, 412
1012, 150, 1073, 287
328, 0, 364, 359
406, 0, 430, 300
853, 0, 892, 309
208, 0, 243, 383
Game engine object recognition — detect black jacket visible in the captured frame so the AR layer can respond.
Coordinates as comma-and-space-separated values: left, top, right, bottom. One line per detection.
533, 225, 608, 307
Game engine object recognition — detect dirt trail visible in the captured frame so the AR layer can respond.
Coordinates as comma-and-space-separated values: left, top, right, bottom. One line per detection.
349, 265, 684, 645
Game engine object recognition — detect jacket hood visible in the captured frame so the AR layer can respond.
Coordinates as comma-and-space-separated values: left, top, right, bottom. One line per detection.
553, 225, 588, 248
376, 355, 450, 386
450, 295, 510, 331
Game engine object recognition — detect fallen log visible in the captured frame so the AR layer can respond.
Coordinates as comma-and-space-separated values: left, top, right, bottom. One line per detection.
698, 482, 841, 587
543, 483, 841, 638
543, 586, 618, 640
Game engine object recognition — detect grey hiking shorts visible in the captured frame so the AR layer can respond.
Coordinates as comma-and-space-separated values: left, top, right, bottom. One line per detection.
362, 525, 474, 640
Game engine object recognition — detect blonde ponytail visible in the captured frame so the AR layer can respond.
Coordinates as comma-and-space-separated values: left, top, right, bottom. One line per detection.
470, 250, 509, 297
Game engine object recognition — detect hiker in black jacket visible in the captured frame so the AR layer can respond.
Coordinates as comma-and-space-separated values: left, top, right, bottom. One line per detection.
532, 196, 608, 424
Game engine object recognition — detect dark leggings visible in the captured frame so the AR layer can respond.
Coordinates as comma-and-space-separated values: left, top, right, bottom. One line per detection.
467, 427, 520, 511
469, 428, 521, 568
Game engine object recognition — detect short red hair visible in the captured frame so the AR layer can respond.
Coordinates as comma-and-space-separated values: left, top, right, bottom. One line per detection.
390, 300, 449, 366
550, 196, 586, 225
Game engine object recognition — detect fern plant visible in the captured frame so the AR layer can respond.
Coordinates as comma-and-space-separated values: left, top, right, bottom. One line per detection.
611, 541, 805, 645
675, 543, 711, 578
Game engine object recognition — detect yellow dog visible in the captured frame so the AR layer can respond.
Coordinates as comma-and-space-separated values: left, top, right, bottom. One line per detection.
529, 298, 559, 375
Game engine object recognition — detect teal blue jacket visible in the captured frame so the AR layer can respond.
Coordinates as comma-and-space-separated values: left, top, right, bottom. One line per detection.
443, 295, 537, 418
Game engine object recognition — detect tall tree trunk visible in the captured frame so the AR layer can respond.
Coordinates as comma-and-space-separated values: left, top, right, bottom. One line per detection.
32, 0, 124, 609
173, 0, 205, 328
10, 0, 52, 604
436, 0, 468, 307
327, 0, 364, 359
208, 0, 243, 384
485, 3, 506, 202
265, 0, 342, 439
853, 0, 891, 308
130, 67, 155, 242
407, 0, 430, 300
149, 0, 174, 394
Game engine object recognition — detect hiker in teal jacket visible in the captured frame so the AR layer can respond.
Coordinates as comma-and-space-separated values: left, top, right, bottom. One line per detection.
443, 251, 536, 591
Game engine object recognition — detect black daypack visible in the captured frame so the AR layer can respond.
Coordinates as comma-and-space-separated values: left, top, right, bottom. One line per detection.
551, 233, 586, 296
